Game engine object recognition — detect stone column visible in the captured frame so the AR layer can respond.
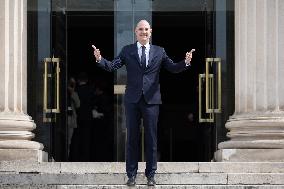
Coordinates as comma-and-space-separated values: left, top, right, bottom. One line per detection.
215, 0, 284, 161
0, 0, 45, 161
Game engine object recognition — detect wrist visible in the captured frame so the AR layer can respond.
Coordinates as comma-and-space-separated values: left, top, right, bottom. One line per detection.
185, 60, 191, 66
96, 56, 102, 63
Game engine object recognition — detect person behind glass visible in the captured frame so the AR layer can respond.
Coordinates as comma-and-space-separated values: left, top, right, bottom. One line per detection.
67, 77, 80, 157
74, 72, 95, 161
91, 81, 113, 161
92, 20, 195, 186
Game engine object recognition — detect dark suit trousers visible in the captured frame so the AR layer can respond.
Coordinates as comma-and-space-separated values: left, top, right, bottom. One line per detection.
125, 95, 159, 178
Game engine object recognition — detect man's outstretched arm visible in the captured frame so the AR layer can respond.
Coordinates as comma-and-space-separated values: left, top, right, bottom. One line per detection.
163, 48, 195, 73
92, 44, 124, 72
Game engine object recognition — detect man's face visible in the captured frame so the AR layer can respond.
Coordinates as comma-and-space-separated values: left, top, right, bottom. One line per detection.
135, 20, 152, 44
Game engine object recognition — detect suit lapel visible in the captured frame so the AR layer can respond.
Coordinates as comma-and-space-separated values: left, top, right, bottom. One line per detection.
147, 45, 155, 69
130, 43, 140, 65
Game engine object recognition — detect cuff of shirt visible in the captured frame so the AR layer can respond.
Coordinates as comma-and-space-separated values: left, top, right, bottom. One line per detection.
185, 60, 191, 66
96, 56, 102, 63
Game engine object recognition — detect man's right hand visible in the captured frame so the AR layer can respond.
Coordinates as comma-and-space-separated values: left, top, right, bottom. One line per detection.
185, 49, 195, 65
92, 45, 102, 62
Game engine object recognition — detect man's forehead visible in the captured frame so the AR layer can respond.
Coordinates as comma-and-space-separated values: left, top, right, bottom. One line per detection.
136, 20, 151, 28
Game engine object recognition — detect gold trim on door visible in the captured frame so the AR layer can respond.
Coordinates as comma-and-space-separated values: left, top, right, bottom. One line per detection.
205, 58, 221, 113
43, 57, 60, 123
199, 58, 222, 123
199, 74, 214, 122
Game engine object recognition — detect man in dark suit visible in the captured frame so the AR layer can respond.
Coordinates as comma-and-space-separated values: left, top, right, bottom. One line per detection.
92, 20, 194, 186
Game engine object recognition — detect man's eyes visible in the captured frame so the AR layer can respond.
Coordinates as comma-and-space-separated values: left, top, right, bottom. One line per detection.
138, 28, 149, 31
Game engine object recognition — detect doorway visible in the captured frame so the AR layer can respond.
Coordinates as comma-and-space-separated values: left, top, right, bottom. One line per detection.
27, 0, 234, 162
67, 11, 214, 162
66, 11, 115, 161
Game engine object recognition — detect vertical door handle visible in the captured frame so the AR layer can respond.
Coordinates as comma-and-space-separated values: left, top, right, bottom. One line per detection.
199, 58, 222, 123
205, 58, 221, 113
43, 57, 60, 122
199, 73, 214, 122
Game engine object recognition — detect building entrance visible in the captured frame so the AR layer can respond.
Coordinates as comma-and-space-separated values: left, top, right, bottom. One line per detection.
27, 0, 234, 162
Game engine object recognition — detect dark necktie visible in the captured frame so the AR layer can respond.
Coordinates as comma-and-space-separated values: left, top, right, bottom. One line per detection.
141, 46, 146, 69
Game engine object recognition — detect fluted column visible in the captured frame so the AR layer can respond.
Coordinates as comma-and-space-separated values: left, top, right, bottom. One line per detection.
0, 0, 44, 161
216, 0, 284, 161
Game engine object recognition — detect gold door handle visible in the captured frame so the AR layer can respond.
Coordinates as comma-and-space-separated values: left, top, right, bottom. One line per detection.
206, 58, 221, 113
199, 58, 222, 123
199, 73, 214, 122
43, 57, 60, 123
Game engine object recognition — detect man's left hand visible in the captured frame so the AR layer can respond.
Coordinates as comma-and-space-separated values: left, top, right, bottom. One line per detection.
185, 49, 195, 64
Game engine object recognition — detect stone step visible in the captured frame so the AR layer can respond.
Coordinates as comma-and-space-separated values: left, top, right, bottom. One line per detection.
0, 173, 284, 185
1, 162, 284, 173
1, 185, 284, 189
0, 162, 284, 187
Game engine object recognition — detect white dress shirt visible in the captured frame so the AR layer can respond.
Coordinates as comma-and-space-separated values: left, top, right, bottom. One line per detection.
137, 41, 190, 67
137, 42, 150, 67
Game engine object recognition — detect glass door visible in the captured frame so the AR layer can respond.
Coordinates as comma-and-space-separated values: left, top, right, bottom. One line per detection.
152, 0, 235, 161
197, 0, 235, 161
28, 0, 67, 161
151, 0, 215, 162
50, 0, 68, 161
28, 0, 116, 162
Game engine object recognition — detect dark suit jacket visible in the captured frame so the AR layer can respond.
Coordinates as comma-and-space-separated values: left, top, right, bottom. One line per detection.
97, 43, 190, 104
76, 83, 95, 123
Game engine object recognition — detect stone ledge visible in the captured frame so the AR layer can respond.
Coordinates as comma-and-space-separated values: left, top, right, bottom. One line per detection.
2, 162, 284, 174
1, 173, 284, 185
0, 140, 43, 149
1, 185, 284, 189
228, 173, 284, 185
0, 149, 47, 162
199, 162, 284, 173
0, 173, 227, 185
215, 149, 284, 162
60, 162, 199, 174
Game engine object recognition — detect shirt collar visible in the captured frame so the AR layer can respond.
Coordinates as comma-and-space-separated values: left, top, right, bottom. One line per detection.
137, 41, 150, 50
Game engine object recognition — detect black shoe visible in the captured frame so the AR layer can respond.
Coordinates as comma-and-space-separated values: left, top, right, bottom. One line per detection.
126, 176, 136, 186
147, 177, 156, 186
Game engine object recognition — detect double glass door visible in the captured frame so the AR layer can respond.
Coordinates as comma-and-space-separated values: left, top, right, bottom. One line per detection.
27, 0, 234, 162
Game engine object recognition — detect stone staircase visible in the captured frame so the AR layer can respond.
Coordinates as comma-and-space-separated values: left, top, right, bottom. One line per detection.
0, 162, 284, 188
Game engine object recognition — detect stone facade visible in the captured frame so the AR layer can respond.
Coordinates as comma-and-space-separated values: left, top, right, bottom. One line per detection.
216, 0, 284, 161
0, 0, 45, 161
0, 0, 284, 162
